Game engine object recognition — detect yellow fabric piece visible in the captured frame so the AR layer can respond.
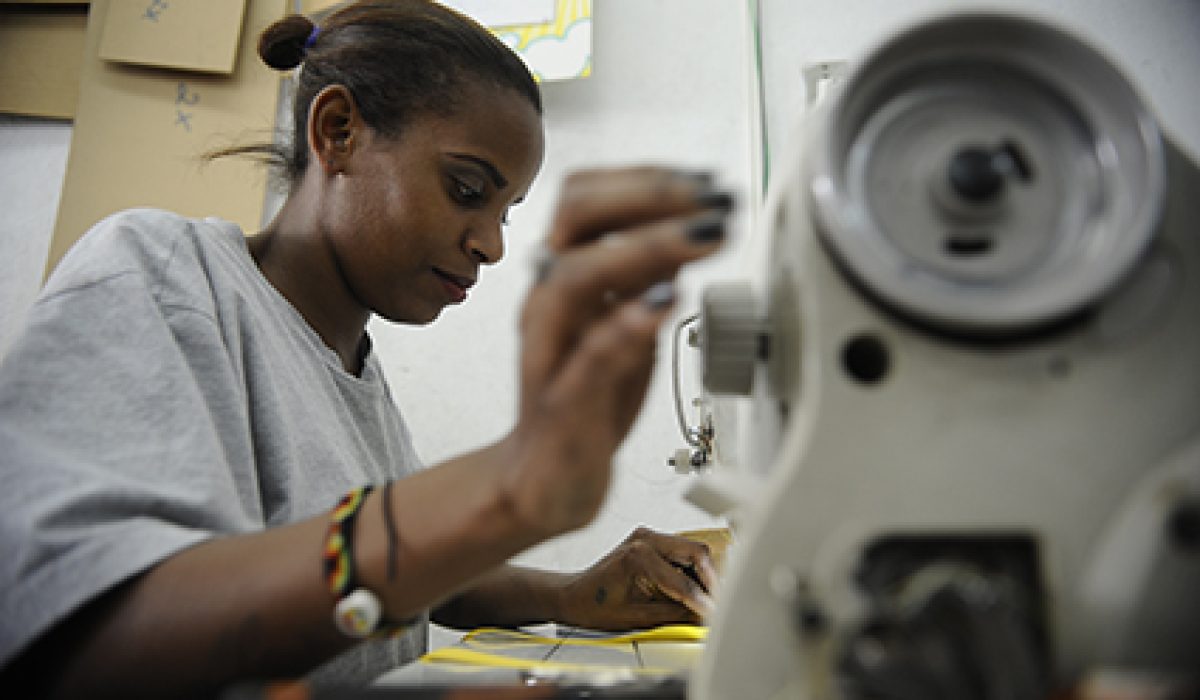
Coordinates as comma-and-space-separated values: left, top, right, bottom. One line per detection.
420, 647, 675, 676
418, 625, 707, 674
460, 624, 708, 648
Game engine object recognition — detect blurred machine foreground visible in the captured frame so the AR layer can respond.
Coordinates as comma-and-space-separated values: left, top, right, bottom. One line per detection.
693, 10, 1200, 700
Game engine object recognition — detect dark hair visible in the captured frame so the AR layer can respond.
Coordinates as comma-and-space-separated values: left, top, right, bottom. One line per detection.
217, 0, 542, 187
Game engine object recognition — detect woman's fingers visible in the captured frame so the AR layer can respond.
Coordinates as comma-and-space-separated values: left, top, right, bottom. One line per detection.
690, 555, 721, 600
520, 210, 728, 403
535, 212, 727, 305
544, 167, 733, 252
635, 528, 721, 598
508, 166, 734, 535
622, 528, 717, 620
522, 165, 733, 408
636, 555, 715, 620
531, 292, 672, 437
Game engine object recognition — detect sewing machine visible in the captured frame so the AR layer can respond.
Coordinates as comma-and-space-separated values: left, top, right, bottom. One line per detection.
691, 10, 1200, 700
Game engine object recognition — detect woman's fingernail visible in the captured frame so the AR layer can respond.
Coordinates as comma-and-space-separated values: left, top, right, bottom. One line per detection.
642, 281, 676, 310
687, 214, 727, 244
696, 188, 736, 212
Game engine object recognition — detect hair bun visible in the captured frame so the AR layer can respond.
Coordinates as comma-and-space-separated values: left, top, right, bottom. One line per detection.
258, 14, 315, 71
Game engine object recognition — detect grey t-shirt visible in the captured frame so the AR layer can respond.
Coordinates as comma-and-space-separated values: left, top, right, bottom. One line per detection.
0, 208, 427, 684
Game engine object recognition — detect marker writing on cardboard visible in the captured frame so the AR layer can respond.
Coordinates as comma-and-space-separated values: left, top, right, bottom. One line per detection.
175, 82, 200, 132
143, 0, 169, 22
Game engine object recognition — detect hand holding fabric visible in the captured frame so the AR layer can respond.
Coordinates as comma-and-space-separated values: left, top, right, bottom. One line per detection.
555, 527, 720, 630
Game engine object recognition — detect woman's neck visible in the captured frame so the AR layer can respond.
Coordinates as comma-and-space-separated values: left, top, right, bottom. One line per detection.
249, 195, 372, 376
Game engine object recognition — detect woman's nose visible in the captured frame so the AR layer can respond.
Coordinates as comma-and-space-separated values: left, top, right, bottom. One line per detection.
467, 220, 505, 265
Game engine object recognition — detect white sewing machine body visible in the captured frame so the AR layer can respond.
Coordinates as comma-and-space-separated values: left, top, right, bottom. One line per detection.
694, 11, 1200, 699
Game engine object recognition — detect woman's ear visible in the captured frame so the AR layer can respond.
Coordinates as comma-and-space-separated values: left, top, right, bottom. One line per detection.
308, 85, 362, 176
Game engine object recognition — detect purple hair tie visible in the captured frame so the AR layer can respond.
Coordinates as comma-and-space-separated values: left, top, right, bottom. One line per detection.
304, 26, 321, 50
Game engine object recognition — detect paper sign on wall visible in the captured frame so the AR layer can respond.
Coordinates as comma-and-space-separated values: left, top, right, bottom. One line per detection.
497, 0, 591, 82
98, 0, 249, 74
439, 0, 555, 28
298, 0, 591, 82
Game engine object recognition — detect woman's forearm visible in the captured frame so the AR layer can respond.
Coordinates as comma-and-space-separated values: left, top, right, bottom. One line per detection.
432, 564, 571, 630
22, 516, 348, 699
17, 440, 550, 698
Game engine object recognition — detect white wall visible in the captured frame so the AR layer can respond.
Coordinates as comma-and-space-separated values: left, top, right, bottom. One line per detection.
0, 116, 71, 357
2, 0, 1198, 574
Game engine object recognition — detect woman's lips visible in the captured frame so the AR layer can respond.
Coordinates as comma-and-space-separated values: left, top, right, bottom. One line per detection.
434, 269, 472, 303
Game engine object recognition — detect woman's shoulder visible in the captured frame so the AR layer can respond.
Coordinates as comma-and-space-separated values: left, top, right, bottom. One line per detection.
44, 208, 247, 299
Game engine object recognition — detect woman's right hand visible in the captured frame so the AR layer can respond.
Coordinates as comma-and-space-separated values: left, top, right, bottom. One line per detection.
499, 167, 733, 536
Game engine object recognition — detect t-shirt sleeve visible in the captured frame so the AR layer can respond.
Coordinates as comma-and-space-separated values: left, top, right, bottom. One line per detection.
0, 227, 262, 668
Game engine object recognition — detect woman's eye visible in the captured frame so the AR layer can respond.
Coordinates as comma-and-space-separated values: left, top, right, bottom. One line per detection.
451, 177, 485, 205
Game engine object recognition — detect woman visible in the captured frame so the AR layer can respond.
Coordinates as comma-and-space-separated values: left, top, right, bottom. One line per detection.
0, 1, 730, 696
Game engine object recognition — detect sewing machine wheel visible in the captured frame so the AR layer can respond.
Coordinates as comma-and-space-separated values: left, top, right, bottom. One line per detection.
806, 13, 1166, 339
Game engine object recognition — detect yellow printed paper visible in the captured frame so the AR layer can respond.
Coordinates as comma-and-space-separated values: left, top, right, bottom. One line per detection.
496, 0, 591, 81
300, 1, 592, 81
419, 625, 705, 677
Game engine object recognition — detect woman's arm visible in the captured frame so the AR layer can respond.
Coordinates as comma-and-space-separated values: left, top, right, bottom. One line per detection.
6, 446, 539, 699
4, 167, 729, 698
432, 564, 572, 629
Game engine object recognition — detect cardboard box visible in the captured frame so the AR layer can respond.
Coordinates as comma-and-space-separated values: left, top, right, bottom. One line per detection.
0, 4, 89, 119
300, 0, 346, 15
47, 0, 288, 274
98, 0, 248, 74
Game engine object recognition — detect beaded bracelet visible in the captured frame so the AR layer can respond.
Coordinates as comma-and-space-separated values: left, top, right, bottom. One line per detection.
323, 485, 414, 639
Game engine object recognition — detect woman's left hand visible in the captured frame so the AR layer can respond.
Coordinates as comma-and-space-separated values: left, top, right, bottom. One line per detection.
555, 527, 719, 630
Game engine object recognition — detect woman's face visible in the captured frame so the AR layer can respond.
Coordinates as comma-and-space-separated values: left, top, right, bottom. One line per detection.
323, 81, 545, 325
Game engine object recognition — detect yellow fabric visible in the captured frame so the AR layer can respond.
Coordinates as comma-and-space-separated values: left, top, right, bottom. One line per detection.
460, 624, 707, 648
418, 624, 707, 674
421, 647, 676, 675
